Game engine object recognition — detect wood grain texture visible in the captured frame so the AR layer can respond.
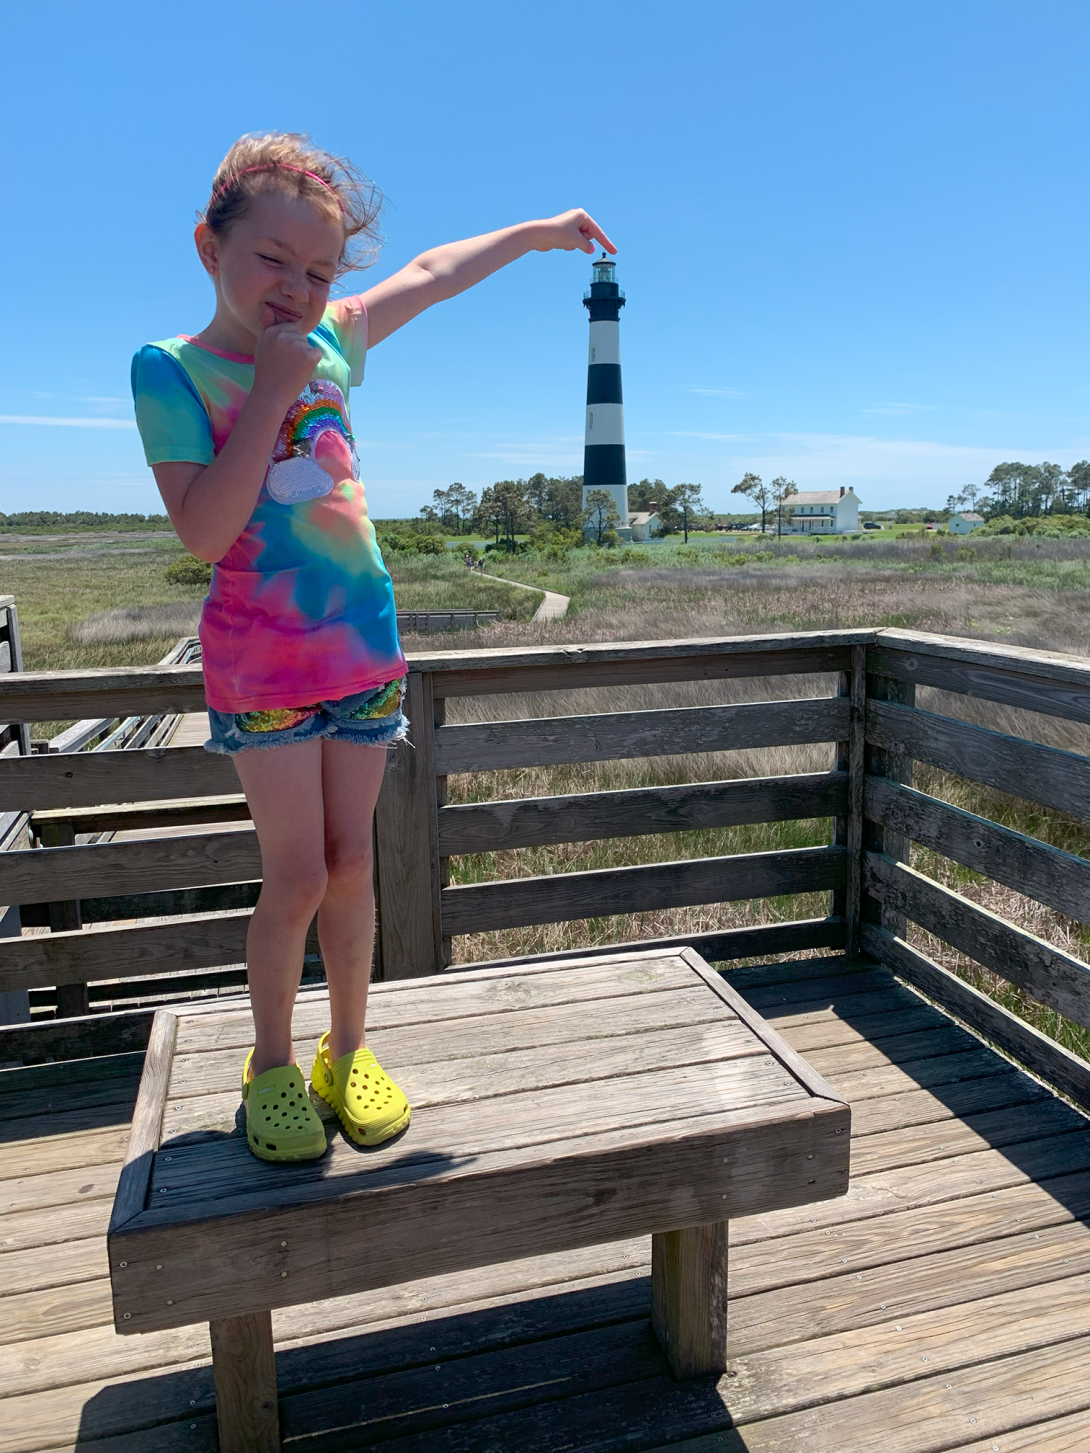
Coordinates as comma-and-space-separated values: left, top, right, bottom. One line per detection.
864, 851, 1090, 1029
861, 666, 915, 941
455, 918, 845, 974
438, 772, 846, 855
865, 774, 1090, 924
209, 1310, 280, 1453
0, 825, 260, 902
112, 1100, 847, 1331
441, 845, 845, 935
32, 793, 249, 835
0, 663, 206, 724
0, 910, 254, 991
871, 628, 1090, 724
652, 1221, 729, 1379
862, 922, 1090, 1112
410, 628, 871, 677
0, 742, 237, 812
373, 672, 443, 978
866, 697, 1090, 819
407, 649, 843, 699
108, 1008, 176, 1237
434, 696, 849, 774
843, 644, 867, 954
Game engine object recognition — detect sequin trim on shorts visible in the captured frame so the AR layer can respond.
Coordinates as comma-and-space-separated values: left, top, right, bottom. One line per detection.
236, 705, 320, 733
341, 677, 405, 720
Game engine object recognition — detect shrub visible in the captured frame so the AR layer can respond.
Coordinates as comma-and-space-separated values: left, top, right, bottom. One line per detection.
165, 554, 213, 586
617, 547, 652, 566
956, 546, 977, 562
378, 528, 446, 555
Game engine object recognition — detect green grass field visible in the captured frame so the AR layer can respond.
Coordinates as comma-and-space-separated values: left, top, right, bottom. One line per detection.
9, 524, 1090, 1057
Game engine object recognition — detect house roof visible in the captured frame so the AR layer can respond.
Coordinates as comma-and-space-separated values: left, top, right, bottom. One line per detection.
782, 490, 855, 506
954, 512, 984, 522
629, 511, 658, 523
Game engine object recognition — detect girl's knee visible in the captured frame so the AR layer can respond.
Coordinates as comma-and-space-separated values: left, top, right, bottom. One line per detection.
324, 841, 373, 890
263, 864, 328, 922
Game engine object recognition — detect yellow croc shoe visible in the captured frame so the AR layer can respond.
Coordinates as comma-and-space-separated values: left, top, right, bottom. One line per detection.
310, 1032, 411, 1147
242, 1052, 328, 1163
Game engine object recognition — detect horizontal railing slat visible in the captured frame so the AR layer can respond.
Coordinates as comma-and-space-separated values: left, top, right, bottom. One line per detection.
430, 647, 855, 699
0, 665, 206, 724
869, 644, 1090, 728
435, 697, 848, 775
78, 883, 262, 925
438, 771, 847, 855
0, 632, 874, 720
0, 827, 261, 902
864, 776, 1090, 926
456, 917, 845, 972
863, 851, 1090, 1030
0, 912, 321, 993
0, 746, 238, 813
441, 844, 844, 935
865, 699, 1090, 820
860, 922, 1090, 1112
32, 794, 250, 835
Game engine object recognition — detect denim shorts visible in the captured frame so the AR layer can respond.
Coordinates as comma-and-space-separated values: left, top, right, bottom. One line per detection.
205, 676, 409, 756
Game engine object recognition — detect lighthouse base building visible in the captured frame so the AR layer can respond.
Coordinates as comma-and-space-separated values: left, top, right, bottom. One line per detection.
582, 255, 633, 542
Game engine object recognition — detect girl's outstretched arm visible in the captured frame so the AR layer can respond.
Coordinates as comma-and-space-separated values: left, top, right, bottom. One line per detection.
361, 210, 615, 348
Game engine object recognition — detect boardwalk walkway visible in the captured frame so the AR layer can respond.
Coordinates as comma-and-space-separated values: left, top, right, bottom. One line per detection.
477, 569, 570, 621
5, 953, 1090, 1451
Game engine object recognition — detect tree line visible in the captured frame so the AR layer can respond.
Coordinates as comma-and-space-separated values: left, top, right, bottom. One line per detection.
415, 475, 710, 549
948, 461, 1090, 521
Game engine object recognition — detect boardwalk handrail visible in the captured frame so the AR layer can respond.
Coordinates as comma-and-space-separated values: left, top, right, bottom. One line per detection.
2, 625, 1090, 1093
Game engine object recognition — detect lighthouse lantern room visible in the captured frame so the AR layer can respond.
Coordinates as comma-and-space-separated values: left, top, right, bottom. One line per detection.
582, 254, 631, 541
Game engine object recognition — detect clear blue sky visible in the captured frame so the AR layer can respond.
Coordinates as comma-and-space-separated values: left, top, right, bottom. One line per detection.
2, 1, 1087, 519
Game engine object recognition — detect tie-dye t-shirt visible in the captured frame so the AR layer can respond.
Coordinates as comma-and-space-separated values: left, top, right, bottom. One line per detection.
131, 298, 405, 714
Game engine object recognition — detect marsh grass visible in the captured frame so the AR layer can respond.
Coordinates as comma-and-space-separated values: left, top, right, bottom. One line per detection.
11, 540, 1090, 1060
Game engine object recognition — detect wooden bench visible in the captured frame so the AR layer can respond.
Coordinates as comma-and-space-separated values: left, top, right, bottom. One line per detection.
106, 945, 850, 1452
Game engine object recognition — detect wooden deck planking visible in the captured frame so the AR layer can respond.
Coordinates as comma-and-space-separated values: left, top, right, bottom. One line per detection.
4, 954, 1090, 1451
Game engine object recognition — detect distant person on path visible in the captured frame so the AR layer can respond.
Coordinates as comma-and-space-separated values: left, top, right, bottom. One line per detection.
131, 131, 614, 1165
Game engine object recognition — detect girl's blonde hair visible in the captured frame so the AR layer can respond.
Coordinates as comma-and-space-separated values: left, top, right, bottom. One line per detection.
201, 133, 383, 274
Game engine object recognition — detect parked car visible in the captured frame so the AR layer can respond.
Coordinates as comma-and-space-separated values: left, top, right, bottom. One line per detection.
863, 521, 883, 530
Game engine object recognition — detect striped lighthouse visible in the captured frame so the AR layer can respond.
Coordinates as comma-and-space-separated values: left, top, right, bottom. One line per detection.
582, 253, 631, 540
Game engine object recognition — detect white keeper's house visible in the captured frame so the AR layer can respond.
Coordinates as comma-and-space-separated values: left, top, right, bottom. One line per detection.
782, 486, 860, 535
947, 511, 985, 535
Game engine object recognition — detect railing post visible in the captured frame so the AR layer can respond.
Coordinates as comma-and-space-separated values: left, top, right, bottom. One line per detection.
373, 670, 445, 978
36, 818, 90, 1018
862, 656, 916, 940
833, 644, 867, 957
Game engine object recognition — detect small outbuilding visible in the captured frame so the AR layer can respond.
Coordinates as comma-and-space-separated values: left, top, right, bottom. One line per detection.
948, 511, 985, 535
628, 510, 660, 542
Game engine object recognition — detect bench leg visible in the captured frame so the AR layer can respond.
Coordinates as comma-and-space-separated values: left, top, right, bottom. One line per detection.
651, 1221, 729, 1379
209, 1310, 280, 1453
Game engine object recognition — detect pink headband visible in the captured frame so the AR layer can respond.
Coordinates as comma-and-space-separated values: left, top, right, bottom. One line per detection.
208, 163, 344, 213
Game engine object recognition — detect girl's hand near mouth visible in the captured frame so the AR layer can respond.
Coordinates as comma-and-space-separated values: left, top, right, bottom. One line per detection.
254, 313, 321, 408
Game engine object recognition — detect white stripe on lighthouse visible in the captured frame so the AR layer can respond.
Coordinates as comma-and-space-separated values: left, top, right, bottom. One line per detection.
585, 402, 625, 445
587, 320, 621, 366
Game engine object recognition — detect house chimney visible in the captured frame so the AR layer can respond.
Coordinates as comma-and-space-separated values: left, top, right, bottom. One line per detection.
839, 486, 845, 497
648, 500, 657, 511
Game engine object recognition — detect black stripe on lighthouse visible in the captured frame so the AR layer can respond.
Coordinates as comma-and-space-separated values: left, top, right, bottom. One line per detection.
586, 363, 623, 405
584, 444, 627, 489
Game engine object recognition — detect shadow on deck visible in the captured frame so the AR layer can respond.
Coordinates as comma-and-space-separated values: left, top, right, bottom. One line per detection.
6, 952, 1090, 1453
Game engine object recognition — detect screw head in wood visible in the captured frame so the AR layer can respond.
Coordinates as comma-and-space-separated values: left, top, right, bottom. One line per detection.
119, 1261, 127, 1268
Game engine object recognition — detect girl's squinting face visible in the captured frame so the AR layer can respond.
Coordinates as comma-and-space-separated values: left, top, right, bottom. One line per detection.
196, 190, 345, 346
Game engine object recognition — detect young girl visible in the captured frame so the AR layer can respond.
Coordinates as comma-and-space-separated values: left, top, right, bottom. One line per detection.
132, 132, 613, 1163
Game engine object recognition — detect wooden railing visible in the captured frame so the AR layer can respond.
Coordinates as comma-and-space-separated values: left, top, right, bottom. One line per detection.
2, 628, 1089, 1107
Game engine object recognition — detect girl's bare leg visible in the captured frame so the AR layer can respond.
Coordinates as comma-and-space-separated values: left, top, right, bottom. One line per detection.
232, 738, 327, 1076
317, 739, 389, 1063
